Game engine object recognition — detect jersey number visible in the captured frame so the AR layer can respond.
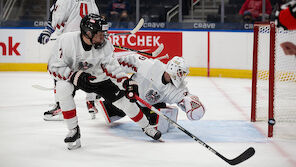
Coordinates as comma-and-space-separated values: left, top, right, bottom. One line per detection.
138, 56, 147, 61
80, 3, 88, 18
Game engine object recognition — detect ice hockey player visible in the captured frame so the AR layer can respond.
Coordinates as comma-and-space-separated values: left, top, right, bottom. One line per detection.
275, 1, 296, 56
38, 0, 100, 120
275, 0, 296, 30
96, 55, 206, 134
47, 13, 161, 149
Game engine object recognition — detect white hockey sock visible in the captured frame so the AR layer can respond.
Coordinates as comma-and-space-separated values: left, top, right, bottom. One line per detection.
62, 109, 78, 130
113, 97, 149, 128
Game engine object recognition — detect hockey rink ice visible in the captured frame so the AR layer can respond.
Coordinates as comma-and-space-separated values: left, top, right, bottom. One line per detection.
0, 72, 295, 167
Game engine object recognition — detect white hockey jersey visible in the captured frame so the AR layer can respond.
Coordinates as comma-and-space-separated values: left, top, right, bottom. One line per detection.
48, 31, 128, 85
52, 0, 99, 35
118, 54, 189, 106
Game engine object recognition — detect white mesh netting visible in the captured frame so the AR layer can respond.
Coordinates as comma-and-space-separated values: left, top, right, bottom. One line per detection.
255, 24, 296, 139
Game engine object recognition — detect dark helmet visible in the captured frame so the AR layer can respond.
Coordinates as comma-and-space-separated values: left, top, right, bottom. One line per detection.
80, 13, 109, 48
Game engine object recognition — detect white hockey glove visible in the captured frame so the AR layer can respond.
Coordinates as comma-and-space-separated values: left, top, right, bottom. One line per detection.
178, 95, 205, 120
38, 22, 55, 44
48, 66, 73, 81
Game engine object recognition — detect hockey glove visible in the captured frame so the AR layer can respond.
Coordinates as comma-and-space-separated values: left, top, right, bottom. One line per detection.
38, 22, 55, 44
123, 78, 139, 102
275, 1, 296, 30
70, 70, 97, 93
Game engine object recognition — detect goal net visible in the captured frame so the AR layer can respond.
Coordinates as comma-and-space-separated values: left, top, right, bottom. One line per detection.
251, 22, 296, 139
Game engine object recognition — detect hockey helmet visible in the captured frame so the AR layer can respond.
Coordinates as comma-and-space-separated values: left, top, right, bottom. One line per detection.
80, 13, 109, 48
165, 56, 189, 88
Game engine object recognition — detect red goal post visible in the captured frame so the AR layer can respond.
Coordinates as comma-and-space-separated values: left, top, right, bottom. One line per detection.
251, 22, 296, 139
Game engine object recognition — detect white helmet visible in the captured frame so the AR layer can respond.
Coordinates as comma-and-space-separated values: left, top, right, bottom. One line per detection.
165, 56, 189, 88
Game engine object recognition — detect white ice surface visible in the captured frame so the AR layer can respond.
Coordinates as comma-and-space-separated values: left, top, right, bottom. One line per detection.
0, 72, 295, 167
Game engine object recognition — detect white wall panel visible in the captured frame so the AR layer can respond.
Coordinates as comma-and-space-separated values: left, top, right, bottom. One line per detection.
183, 31, 208, 68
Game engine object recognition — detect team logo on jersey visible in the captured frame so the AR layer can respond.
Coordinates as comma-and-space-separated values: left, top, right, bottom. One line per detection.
78, 61, 93, 71
90, 19, 96, 23
145, 89, 160, 103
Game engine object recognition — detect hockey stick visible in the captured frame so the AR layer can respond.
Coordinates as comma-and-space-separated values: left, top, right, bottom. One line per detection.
134, 95, 255, 166
50, 18, 144, 41
32, 84, 54, 91
109, 18, 144, 36
155, 54, 169, 60
114, 43, 164, 57
49, 18, 144, 41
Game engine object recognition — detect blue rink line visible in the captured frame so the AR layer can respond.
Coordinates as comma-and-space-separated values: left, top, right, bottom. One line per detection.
108, 120, 266, 143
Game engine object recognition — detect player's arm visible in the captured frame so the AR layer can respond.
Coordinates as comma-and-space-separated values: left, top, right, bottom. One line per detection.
100, 42, 139, 101
47, 37, 73, 81
176, 91, 205, 121
117, 54, 148, 73
101, 54, 129, 83
37, 0, 57, 44
51, 0, 71, 34
92, 0, 100, 15
99, 41, 129, 83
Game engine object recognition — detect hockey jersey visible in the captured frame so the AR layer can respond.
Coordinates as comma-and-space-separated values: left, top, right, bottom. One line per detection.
118, 54, 189, 106
51, 0, 100, 35
48, 31, 128, 85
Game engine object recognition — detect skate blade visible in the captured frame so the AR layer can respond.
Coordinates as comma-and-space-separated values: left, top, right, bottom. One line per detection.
151, 139, 165, 143
43, 117, 63, 121
43, 115, 63, 121
67, 139, 81, 150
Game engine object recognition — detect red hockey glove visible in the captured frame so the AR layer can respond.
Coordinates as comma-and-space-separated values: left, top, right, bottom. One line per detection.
275, 1, 296, 30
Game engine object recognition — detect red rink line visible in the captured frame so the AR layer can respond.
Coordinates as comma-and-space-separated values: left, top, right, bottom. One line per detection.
210, 79, 296, 167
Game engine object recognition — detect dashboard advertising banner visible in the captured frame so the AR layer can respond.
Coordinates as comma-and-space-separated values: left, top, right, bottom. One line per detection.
108, 31, 182, 64
0, 30, 24, 62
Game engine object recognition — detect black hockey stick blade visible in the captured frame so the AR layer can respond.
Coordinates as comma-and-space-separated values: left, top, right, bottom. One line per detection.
226, 147, 255, 165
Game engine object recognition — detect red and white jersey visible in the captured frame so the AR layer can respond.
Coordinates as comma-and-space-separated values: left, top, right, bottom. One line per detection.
118, 54, 189, 106
52, 0, 99, 35
48, 31, 128, 84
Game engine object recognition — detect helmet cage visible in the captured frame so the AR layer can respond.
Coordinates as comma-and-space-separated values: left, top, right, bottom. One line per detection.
166, 57, 189, 88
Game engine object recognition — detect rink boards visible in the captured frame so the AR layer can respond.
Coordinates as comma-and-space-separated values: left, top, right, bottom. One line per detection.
0, 28, 253, 78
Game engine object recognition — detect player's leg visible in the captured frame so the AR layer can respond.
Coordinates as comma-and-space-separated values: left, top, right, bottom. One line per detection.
113, 97, 161, 140
94, 79, 161, 140
56, 80, 81, 150
85, 92, 99, 119
95, 99, 126, 124
141, 104, 178, 134
44, 79, 63, 121
158, 106, 178, 133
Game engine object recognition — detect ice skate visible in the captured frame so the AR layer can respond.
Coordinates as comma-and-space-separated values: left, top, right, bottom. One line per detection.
143, 124, 161, 140
43, 102, 63, 121
64, 126, 81, 150
86, 101, 98, 119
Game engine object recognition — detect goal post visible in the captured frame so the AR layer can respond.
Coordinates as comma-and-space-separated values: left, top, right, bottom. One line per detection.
251, 22, 296, 139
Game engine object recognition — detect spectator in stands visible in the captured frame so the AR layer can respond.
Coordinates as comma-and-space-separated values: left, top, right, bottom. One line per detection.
107, 0, 130, 22
182, 0, 191, 16
239, 0, 272, 23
